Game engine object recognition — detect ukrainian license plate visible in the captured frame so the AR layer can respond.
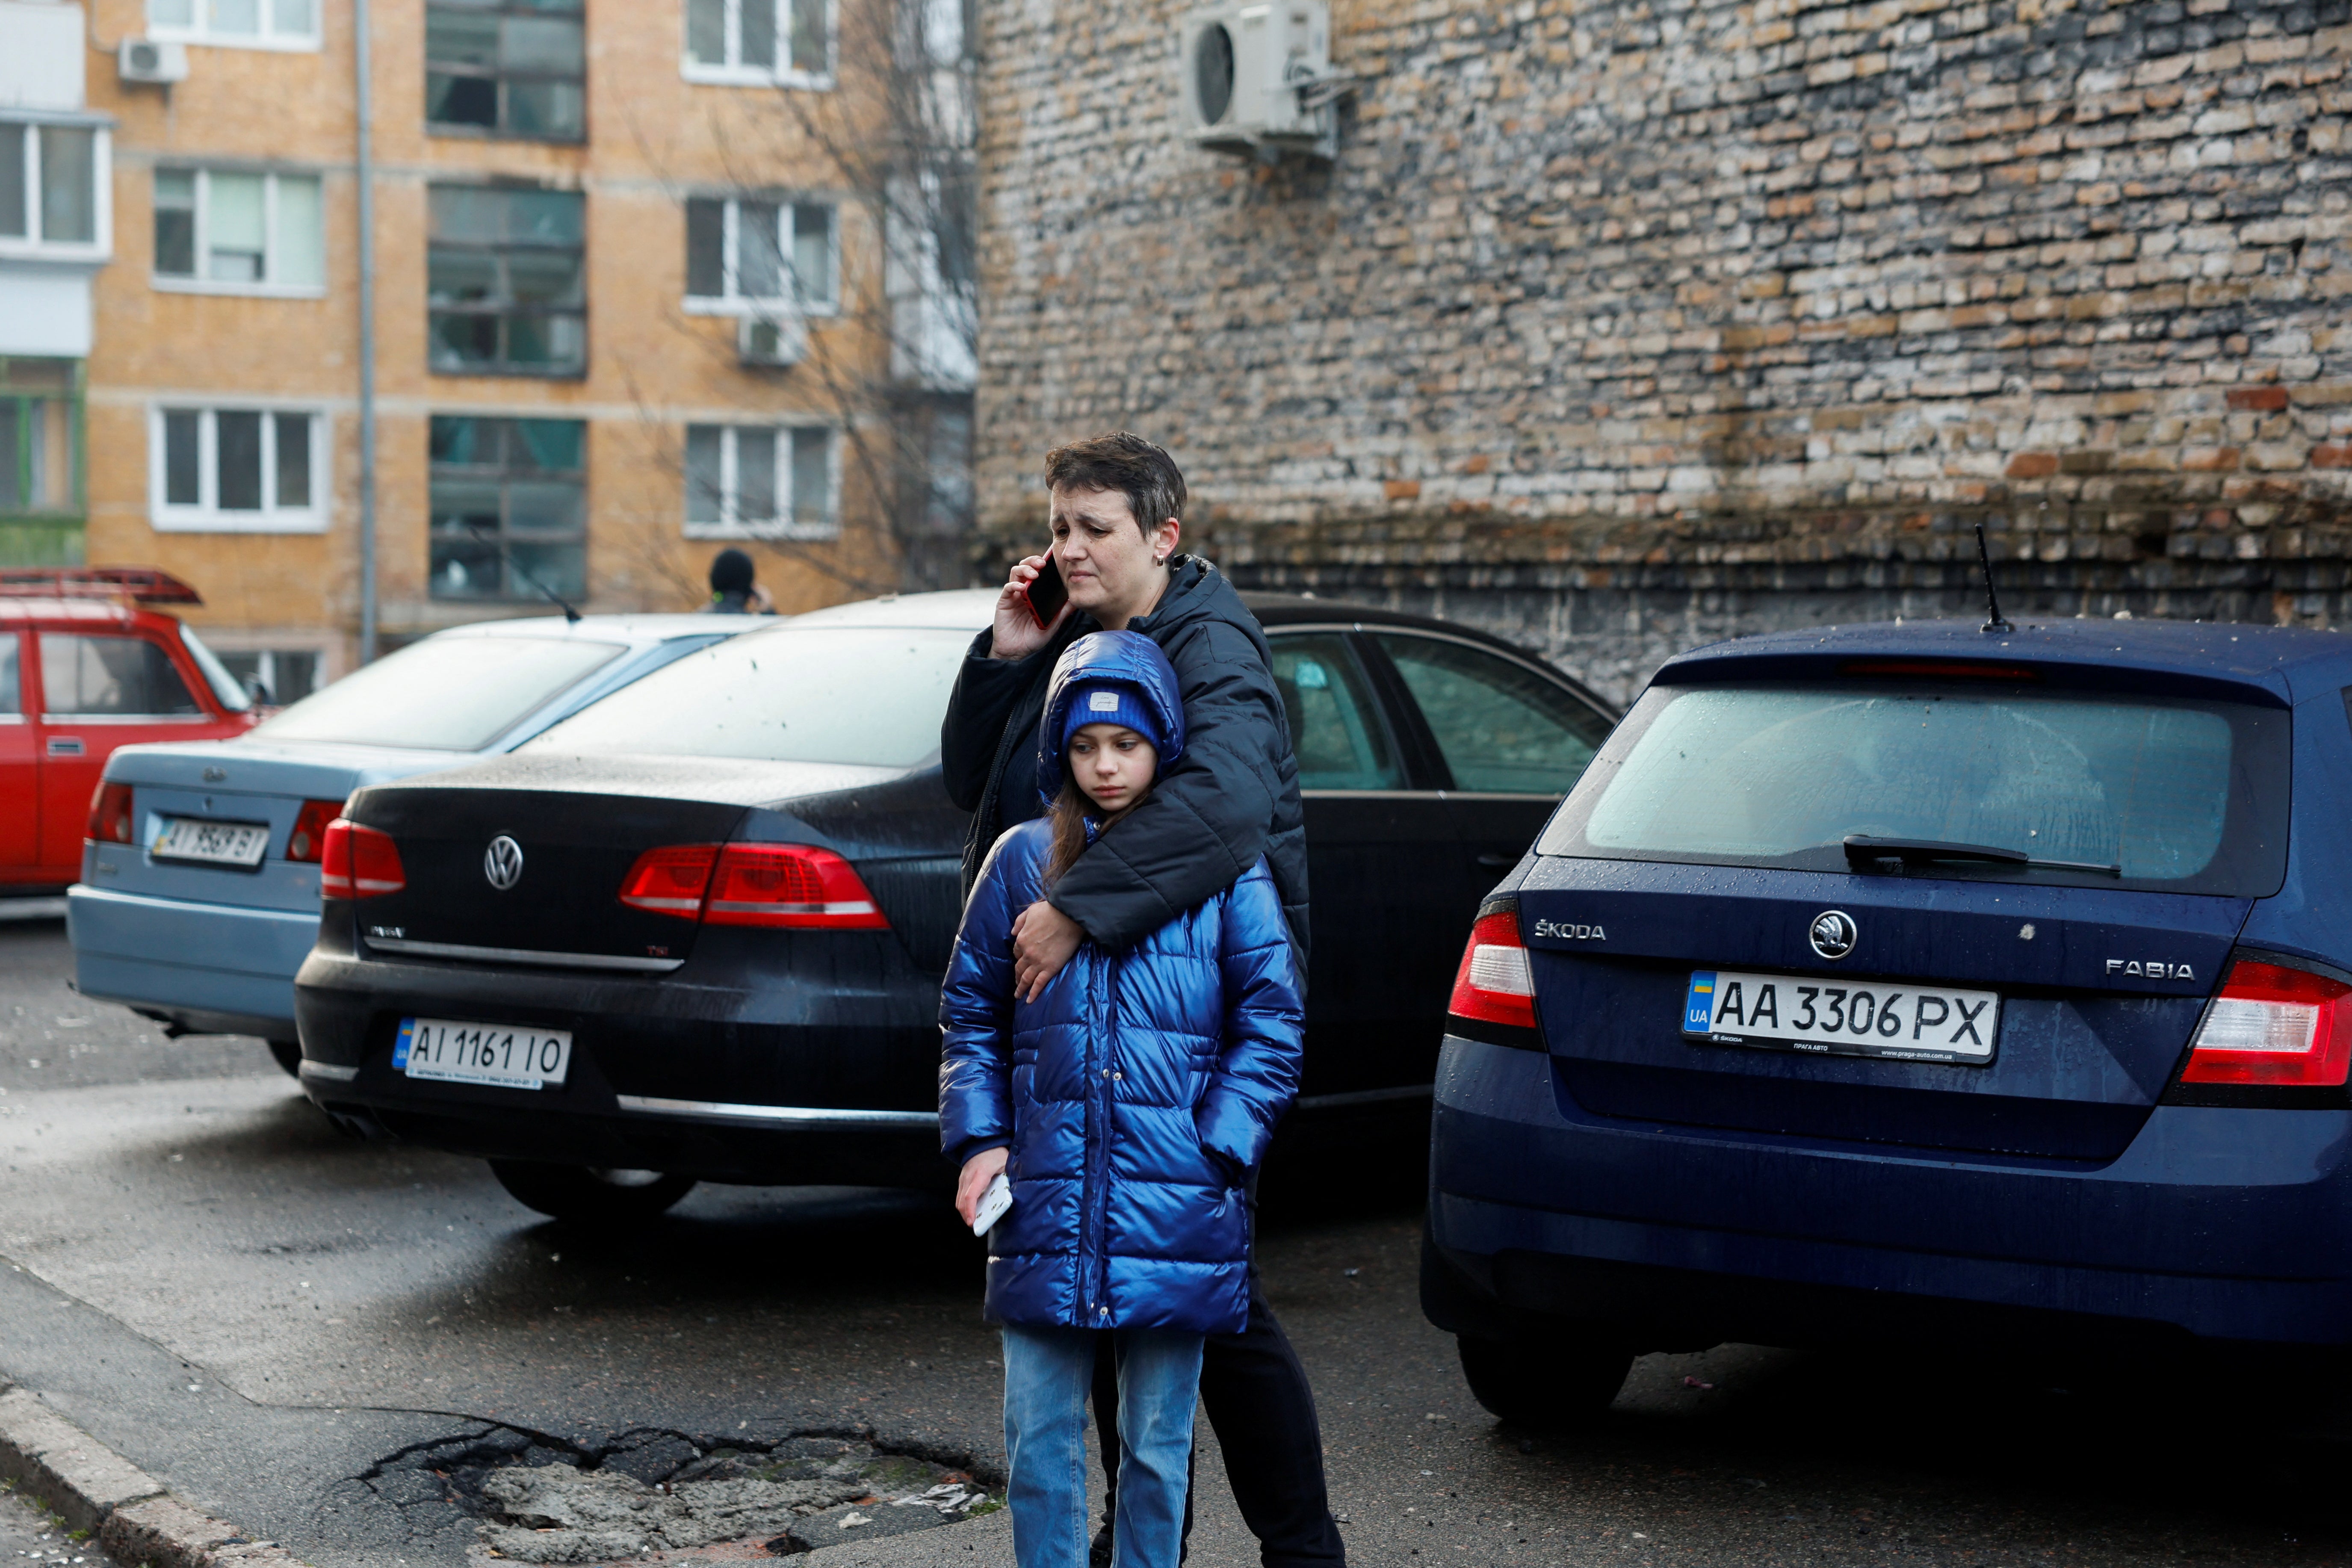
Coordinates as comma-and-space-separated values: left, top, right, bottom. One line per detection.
395, 1017, 573, 1088
1682, 969, 2000, 1066
151, 816, 270, 868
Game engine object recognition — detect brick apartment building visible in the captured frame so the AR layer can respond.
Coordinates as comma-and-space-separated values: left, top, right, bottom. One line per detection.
0, 0, 973, 698
975, 0, 2352, 702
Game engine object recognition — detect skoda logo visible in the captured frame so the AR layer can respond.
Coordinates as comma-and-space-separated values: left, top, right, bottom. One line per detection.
483, 835, 525, 891
1809, 909, 1858, 961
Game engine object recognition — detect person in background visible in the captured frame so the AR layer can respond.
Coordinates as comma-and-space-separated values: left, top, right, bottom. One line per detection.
703, 547, 774, 614
939, 432, 1343, 1568
941, 630, 1304, 1568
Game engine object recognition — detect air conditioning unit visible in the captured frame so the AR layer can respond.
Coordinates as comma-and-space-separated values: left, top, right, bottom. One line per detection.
1180, 3, 1334, 159
118, 37, 190, 85
738, 314, 806, 368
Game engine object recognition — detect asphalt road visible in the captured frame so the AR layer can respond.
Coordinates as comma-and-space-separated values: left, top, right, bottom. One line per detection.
4, 911, 2352, 1567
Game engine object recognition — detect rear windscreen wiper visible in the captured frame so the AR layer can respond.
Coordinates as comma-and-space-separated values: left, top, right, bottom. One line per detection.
1841, 834, 2122, 877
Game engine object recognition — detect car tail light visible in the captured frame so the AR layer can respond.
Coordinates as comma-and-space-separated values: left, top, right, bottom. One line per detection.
1448, 909, 1538, 1031
2177, 960, 2352, 1087
86, 781, 135, 845
284, 799, 343, 864
319, 819, 406, 899
703, 844, 888, 929
618, 845, 720, 918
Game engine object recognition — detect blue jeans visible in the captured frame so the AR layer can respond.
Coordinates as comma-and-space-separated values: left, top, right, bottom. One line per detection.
1003, 1324, 1205, 1568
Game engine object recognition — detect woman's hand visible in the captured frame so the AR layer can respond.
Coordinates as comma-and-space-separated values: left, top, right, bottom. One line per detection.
955, 1146, 1010, 1227
989, 554, 1070, 661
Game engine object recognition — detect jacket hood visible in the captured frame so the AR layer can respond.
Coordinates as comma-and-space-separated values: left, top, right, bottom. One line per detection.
1035, 629, 1186, 806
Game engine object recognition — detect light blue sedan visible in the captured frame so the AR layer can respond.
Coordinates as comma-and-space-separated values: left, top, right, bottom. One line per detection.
68, 614, 762, 1073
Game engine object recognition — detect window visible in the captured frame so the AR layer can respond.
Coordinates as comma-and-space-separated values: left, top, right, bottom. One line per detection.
151, 408, 322, 532
259, 634, 621, 750
1269, 634, 1404, 791
683, 197, 836, 313
211, 647, 319, 706
38, 633, 201, 719
428, 184, 586, 376
683, 424, 835, 539
153, 169, 325, 293
147, 0, 320, 47
429, 415, 585, 601
0, 359, 81, 519
1375, 634, 1610, 794
0, 120, 108, 257
427, 0, 586, 142
0, 635, 18, 715
682, 0, 830, 83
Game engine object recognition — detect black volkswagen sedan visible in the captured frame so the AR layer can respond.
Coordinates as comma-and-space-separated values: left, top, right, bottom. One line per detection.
292, 590, 1616, 1220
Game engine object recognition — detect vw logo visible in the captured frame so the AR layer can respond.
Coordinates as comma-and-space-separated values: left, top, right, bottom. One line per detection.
483, 835, 525, 891
1809, 909, 1858, 961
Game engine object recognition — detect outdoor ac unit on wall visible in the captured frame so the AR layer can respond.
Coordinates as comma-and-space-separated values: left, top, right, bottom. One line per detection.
1180, 2, 1336, 160
118, 37, 189, 85
739, 315, 805, 368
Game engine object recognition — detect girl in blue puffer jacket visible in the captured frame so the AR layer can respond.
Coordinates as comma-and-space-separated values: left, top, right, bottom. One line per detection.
939, 629, 1304, 1568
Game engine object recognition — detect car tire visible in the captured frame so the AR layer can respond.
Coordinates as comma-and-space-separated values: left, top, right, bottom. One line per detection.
1456, 1335, 1633, 1426
267, 1039, 304, 1078
488, 1160, 697, 1223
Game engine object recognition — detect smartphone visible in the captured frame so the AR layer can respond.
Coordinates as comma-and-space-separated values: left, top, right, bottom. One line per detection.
1024, 555, 1069, 629
971, 1172, 1013, 1237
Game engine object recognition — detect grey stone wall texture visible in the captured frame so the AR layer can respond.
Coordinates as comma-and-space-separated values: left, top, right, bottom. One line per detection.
973, 0, 2352, 703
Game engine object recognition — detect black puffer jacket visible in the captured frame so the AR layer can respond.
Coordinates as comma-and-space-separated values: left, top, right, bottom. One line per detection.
940, 556, 1309, 966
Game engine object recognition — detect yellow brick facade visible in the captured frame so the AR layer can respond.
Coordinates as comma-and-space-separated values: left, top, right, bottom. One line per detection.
82, 0, 887, 686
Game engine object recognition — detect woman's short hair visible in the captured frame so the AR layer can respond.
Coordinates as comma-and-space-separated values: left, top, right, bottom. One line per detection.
1044, 431, 1187, 536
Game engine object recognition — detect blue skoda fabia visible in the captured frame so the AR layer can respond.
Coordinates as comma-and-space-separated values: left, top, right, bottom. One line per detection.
1424, 616, 2352, 1421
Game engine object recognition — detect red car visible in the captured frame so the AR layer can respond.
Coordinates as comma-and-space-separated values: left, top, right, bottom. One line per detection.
0, 569, 261, 893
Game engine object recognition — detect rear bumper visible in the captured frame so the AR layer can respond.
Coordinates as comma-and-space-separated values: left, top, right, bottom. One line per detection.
68, 883, 317, 1039
292, 918, 948, 1189
1426, 1037, 2352, 1349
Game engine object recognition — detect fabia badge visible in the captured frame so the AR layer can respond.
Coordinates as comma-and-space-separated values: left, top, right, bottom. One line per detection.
1808, 909, 1858, 961
483, 835, 525, 891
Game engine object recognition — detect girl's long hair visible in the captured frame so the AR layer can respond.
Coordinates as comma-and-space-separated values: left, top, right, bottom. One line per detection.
1043, 774, 1148, 886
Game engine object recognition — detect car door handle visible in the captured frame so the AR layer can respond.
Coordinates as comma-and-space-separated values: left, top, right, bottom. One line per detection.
1476, 851, 1516, 868
46, 736, 84, 757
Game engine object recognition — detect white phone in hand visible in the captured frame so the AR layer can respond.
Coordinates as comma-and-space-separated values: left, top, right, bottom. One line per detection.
971, 1172, 1012, 1237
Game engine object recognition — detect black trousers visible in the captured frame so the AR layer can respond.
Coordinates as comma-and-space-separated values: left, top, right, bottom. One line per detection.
1091, 1273, 1347, 1568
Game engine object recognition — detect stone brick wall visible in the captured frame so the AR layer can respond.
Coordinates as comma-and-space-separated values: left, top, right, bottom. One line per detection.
975, 0, 2352, 701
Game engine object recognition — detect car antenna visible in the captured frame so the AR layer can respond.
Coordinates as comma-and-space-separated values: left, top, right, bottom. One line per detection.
466, 523, 581, 623
1975, 523, 2012, 634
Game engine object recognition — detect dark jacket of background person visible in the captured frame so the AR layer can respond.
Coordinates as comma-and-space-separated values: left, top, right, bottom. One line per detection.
939, 555, 1309, 966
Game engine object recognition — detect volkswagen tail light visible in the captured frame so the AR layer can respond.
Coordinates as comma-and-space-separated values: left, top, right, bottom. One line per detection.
2177, 959, 2352, 1088
86, 781, 135, 845
284, 799, 344, 864
1448, 908, 1539, 1031
615, 843, 888, 930
617, 845, 720, 918
320, 820, 406, 899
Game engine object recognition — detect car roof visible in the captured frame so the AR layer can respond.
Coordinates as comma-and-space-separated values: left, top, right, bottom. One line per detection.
1658, 617, 2352, 706
419, 612, 760, 647
0, 598, 172, 632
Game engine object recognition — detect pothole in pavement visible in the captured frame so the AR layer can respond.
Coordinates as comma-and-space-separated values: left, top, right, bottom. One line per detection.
355, 1427, 995, 1565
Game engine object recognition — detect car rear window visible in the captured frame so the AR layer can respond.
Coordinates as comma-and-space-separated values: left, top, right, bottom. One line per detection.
256, 635, 625, 752
526, 624, 972, 768
1536, 679, 2291, 896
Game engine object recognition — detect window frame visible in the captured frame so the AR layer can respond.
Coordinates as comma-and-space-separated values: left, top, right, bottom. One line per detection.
682, 422, 840, 541
427, 183, 589, 379
679, 0, 835, 88
681, 195, 839, 317
428, 413, 589, 602
0, 357, 86, 524
424, 0, 588, 145
144, 0, 322, 51
150, 165, 327, 298
0, 115, 114, 264
147, 404, 328, 534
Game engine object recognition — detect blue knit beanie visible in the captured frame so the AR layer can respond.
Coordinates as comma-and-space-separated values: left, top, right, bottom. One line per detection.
1057, 678, 1168, 759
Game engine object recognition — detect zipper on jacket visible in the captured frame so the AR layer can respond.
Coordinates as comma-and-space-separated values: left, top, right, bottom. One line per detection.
1084, 947, 1116, 1325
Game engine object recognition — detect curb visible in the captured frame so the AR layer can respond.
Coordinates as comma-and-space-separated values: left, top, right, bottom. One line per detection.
0, 1385, 309, 1567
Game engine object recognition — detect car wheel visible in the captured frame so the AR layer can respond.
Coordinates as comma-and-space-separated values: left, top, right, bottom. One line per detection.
488, 1160, 697, 1223
267, 1039, 304, 1078
1456, 1335, 1633, 1426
